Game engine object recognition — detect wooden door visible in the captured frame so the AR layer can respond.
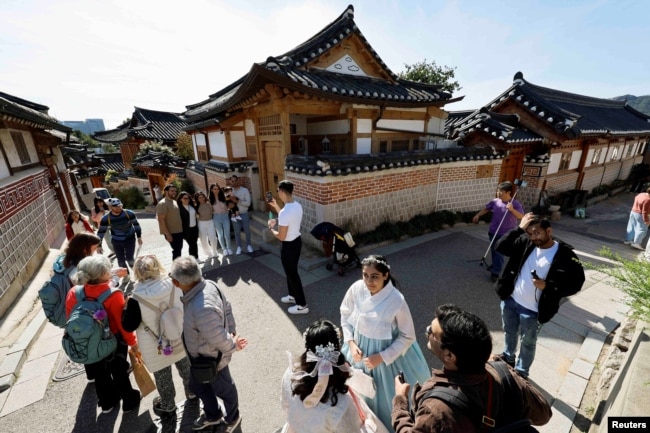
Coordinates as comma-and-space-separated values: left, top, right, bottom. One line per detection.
500, 154, 524, 184
264, 140, 285, 205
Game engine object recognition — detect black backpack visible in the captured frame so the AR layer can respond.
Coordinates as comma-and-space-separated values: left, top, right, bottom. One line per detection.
420, 361, 539, 433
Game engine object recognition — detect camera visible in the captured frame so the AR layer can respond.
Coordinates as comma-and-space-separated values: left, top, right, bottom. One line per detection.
531, 270, 540, 280
398, 371, 405, 383
266, 191, 273, 202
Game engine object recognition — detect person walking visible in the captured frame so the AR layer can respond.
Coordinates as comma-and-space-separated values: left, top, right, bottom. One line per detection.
392, 304, 551, 432
122, 255, 193, 415
624, 186, 650, 250
228, 175, 253, 254
91, 197, 114, 255
340, 254, 430, 431
268, 180, 308, 315
195, 191, 219, 258
66, 255, 141, 414
209, 183, 233, 256
170, 256, 247, 432
156, 184, 184, 260
97, 198, 143, 271
494, 213, 585, 378
177, 191, 199, 260
280, 319, 389, 433
64, 209, 94, 240
472, 181, 525, 282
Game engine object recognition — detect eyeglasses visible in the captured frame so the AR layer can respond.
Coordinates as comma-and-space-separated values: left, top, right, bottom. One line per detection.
425, 325, 442, 344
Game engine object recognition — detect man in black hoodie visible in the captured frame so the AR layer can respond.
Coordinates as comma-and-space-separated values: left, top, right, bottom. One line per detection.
494, 213, 585, 378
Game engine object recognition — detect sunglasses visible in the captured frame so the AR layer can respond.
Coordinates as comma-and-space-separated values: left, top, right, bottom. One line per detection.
425, 325, 443, 344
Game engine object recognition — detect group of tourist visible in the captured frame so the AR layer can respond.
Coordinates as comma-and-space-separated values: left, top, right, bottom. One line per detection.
55, 178, 590, 432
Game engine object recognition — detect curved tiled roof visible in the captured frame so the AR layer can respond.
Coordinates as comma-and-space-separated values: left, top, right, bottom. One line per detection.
94, 107, 187, 143
448, 108, 542, 145
284, 148, 503, 177
183, 5, 456, 125
0, 91, 71, 132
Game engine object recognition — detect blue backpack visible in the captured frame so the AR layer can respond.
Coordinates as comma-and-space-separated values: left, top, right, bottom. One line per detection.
38, 258, 74, 328
62, 287, 118, 364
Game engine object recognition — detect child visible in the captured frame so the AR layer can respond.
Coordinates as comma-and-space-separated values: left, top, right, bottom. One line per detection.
224, 186, 242, 222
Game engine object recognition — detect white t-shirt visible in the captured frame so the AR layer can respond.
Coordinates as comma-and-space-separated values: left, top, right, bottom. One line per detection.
278, 201, 302, 242
512, 241, 559, 312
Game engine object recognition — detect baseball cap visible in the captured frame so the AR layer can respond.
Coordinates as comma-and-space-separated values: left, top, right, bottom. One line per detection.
108, 198, 122, 207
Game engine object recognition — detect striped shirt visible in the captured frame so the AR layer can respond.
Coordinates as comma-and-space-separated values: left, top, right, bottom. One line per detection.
98, 210, 141, 242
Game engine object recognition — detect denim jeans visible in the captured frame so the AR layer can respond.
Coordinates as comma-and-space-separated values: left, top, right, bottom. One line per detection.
232, 212, 251, 248
626, 211, 648, 245
111, 236, 136, 269
500, 296, 542, 377
488, 232, 505, 275
212, 213, 232, 251
190, 365, 239, 424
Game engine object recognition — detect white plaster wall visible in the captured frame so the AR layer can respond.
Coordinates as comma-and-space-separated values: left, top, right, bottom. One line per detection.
245, 119, 256, 136
231, 131, 247, 158
356, 137, 371, 154
548, 153, 561, 174
426, 117, 445, 135
585, 149, 594, 167
569, 150, 582, 170
289, 115, 308, 135
376, 119, 424, 133
208, 131, 227, 158
356, 119, 372, 134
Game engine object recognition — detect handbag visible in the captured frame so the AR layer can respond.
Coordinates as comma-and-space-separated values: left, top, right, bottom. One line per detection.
347, 367, 376, 398
188, 355, 221, 384
128, 350, 157, 397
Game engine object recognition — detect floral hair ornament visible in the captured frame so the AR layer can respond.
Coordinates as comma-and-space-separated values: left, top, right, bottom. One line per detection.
293, 342, 352, 408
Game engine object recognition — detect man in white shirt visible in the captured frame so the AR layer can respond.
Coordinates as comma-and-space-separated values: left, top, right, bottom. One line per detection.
268, 180, 308, 315
228, 175, 253, 254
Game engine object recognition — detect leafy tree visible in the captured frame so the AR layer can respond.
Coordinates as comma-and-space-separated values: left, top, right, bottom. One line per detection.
72, 130, 100, 147
101, 143, 118, 153
104, 169, 118, 183
398, 59, 461, 93
175, 133, 195, 160
134, 140, 174, 159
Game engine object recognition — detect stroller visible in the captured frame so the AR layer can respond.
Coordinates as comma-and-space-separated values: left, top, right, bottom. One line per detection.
310, 222, 361, 276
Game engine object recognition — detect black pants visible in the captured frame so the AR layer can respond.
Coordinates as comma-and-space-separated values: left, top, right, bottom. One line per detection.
184, 226, 199, 259
168, 232, 184, 260
86, 339, 139, 411
281, 236, 306, 306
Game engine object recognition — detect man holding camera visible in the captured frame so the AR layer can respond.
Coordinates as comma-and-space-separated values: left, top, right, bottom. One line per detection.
494, 213, 585, 378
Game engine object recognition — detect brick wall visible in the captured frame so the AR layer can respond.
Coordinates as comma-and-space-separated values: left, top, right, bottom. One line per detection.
0, 170, 63, 317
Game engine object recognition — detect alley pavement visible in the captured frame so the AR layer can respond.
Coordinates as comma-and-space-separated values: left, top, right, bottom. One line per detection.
0, 193, 648, 432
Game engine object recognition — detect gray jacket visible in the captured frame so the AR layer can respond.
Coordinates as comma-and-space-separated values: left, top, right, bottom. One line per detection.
181, 279, 236, 371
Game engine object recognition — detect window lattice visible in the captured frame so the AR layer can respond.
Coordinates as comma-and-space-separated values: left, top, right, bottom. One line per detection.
11, 131, 31, 164
258, 114, 282, 136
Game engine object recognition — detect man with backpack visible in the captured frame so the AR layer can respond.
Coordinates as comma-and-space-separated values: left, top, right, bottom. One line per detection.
97, 198, 143, 272
391, 304, 551, 433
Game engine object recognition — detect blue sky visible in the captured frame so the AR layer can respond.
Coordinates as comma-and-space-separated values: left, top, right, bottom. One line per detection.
1, 0, 648, 130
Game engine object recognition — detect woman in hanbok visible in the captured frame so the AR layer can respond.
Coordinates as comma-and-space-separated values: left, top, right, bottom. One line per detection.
340, 255, 430, 431
280, 319, 388, 433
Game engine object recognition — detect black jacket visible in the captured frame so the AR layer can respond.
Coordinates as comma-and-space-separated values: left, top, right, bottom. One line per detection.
495, 227, 585, 324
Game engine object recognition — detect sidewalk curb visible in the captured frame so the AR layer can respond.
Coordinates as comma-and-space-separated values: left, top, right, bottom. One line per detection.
0, 315, 46, 393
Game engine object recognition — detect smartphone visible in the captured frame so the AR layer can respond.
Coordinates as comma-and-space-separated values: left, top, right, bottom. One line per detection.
266, 191, 273, 202
531, 270, 540, 280
398, 371, 405, 383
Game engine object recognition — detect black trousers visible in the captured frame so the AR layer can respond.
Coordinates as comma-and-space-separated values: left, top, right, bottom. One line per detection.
168, 232, 184, 260
281, 236, 306, 306
86, 338, 139, 411
184, 226, 199, 259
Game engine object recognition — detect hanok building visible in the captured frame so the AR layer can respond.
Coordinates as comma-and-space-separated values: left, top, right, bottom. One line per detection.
93, 107, 188, 195
181, 4, 515, 238
447, 72, 650, 211
0, 91, 73, 316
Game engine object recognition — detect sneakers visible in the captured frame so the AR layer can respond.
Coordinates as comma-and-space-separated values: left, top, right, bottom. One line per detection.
153, 396, 176, 415
288, 305, 309, 315
101, 405, 117, 414
230, 217, 237, 222
235, 247, 242, 255
623, 240, 632, 245
186, 391, 198, 401
122, 391, 142, 413
235, 216, 242, 221
631, 243, 645, 250
226, 248, 233, 256
225, 415, 242, 433
192, 414, 225, 431
246, 245, 254, 253
281, 295, 296, 304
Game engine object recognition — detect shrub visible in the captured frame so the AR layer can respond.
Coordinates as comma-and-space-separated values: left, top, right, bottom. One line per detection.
115, 187, 148, 210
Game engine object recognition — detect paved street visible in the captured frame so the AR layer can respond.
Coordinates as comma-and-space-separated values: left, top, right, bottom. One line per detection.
0, 193, 642, 432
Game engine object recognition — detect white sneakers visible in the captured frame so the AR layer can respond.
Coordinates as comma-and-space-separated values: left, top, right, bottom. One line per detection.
235, 247, 242, 255
631, 243, 644, 250
247, 245, 254, 253
288, 305, 309, 315
225, 249, 232, 256
281, 295, 295, 304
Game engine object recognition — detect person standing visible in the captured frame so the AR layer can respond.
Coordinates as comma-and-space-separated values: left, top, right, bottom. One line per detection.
624, 186, 650, 250
156, 184, 184, 260
209, 183, 233, 256
66, 255, 141, 414
494, 213, 585, 378
228, 175, 253, 254
122, 255, 193, 415
392, 304, 551, 432
195, 191, 219, 258
268, 180, 308, 315
97, 198, 143, 271
170, 256, 247, 432
340, 254, 430, 431
177, 191, 199, 260
91, 197, 114, 255
64, 209, 94, 240
472, 181, 525, 282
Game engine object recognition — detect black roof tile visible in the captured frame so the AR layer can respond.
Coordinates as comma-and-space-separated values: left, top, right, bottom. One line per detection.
94, 107, 187, 143
0, 91, 71, 132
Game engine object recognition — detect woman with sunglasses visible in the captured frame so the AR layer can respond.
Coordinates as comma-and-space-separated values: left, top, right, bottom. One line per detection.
340, 254, 430, 431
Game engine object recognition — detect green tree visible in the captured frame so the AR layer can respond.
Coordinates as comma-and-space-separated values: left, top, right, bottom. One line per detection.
134, 140, 174, 159
175, 133, 195, 160
398, 59, 461, 93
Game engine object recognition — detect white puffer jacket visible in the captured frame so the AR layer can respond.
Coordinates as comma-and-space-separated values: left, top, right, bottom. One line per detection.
131, 277, 187, 372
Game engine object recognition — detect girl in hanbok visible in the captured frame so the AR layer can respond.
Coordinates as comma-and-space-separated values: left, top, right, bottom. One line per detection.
340, 255, 430, 431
